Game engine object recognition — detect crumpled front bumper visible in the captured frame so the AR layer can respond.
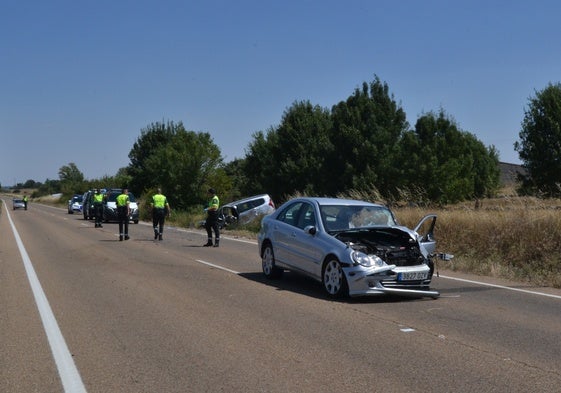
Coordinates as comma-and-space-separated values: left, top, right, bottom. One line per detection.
343, 264, 440, 299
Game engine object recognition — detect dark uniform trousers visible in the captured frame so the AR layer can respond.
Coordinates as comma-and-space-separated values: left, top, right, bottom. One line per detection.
94, 202, 103, 226
153, 208, 166, 235
205, 210, 220, 245
117, 206, 129, 236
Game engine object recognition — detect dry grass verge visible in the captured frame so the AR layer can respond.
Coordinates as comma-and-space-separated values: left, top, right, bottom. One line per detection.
395, 197, 561, 288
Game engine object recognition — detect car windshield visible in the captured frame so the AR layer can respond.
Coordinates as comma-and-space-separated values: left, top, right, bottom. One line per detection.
320, 204, 396, 231
73, 196, 83, 202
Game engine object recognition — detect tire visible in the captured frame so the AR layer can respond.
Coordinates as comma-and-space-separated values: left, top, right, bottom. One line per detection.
262, 243, 283, 279
322, 258, 348, 298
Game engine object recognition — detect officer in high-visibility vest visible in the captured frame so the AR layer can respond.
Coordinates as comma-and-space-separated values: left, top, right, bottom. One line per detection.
204, 188, 220, 247
22, 194, 28, 210
151, 188, 171, 241
116, 188, 130, 241
93, 189, 104, 228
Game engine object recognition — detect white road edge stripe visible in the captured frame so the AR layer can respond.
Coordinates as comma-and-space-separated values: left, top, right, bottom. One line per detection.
196, 259, 240, 274
439, 275, 561, 300
4, 203, 87, 393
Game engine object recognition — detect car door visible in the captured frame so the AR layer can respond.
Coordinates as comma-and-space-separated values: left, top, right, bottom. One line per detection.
292, 202, 324, 272
271, 202, 303, 268
413, 214, 437, 255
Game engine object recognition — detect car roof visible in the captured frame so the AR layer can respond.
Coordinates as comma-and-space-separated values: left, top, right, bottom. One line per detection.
287, 197, 386, 207
223, 194, 271, 207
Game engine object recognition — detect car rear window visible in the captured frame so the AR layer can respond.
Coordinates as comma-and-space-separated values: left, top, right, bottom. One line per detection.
236, 198, 265, 213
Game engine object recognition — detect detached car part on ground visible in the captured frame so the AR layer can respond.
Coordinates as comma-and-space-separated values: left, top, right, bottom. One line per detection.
258, 197, 452, 299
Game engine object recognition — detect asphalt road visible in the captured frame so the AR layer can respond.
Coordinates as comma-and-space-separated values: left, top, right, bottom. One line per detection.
1, 199, 561, 393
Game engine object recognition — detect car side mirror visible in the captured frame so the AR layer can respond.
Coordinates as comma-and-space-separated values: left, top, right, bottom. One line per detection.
304, 225, 317, 235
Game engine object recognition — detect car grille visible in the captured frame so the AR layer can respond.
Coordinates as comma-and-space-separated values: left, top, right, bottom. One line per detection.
383, 248, 425, 267
380, 278, 432, 289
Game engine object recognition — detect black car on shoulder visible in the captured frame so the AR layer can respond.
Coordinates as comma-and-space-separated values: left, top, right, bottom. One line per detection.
102, 189, 140, 224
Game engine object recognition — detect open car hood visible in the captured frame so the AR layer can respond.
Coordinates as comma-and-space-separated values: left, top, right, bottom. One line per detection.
331, 214, 438, 266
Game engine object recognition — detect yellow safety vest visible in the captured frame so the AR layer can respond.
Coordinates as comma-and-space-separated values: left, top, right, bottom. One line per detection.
152, 194, 167, 208
116, 194, 129, 207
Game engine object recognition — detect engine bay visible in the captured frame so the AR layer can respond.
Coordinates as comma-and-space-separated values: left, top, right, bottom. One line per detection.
334, 228, 426, 267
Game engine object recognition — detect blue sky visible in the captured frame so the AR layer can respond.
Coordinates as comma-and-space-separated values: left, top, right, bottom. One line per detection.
1, 0, 559, 187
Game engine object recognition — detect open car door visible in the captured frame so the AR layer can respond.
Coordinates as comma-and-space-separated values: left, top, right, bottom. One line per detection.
413, 214, 437, 255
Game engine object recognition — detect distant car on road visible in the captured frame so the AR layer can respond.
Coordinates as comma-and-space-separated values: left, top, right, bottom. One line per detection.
12, 198, 26, 210
67, 194, 83, 214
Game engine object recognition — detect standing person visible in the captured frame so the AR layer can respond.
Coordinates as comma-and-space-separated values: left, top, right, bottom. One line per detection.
93, 189, 104, 228
116, 188, 130, 241
204, 188, 220, 247
22, 193, 28, 210
151, 188, 171, 241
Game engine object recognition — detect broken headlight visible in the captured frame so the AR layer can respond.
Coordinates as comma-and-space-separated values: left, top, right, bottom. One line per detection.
352, 251, 386, 267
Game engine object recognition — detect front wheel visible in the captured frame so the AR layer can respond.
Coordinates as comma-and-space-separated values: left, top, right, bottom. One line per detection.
262, 244, 283, 279
322, 258, 348, 298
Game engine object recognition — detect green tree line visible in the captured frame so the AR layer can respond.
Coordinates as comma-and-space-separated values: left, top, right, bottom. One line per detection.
241, 76, 500, 204
26, 76, 561, 209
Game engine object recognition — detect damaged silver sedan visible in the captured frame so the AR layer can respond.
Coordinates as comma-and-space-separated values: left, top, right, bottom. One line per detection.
258, 197, 452, 299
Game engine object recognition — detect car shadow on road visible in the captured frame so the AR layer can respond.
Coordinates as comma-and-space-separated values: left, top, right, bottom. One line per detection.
238, 271, 424, 304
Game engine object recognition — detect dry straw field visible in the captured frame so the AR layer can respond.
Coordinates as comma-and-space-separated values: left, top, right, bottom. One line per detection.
394, 193, 561, 289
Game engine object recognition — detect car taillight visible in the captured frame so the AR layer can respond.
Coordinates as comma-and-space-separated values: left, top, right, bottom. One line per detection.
269, 199, 275, 208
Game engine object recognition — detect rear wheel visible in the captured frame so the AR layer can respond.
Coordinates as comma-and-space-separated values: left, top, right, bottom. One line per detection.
322, 258, 348, 298
262, 244, 283, 279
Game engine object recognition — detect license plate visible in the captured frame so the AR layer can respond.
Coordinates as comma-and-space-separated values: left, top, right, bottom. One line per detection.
398, 271, 428, 281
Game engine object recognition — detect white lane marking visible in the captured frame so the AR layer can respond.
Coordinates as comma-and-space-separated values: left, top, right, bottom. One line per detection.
3, 203, 88, 393
400, 328, 416, 333
196, 259, 240, 275
439, 275, 561, 300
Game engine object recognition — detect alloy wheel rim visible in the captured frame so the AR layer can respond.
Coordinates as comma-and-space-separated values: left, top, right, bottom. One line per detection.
263, 248, 273, 275
324, 260, 341, 294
